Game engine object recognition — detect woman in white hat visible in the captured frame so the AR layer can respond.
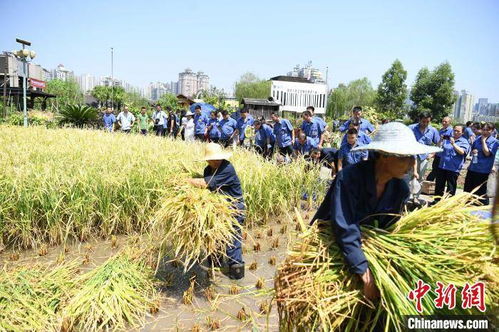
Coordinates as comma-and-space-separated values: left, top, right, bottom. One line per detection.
188, 143, 245, 280
182, 111, 195, 142
312, 122, 441, 301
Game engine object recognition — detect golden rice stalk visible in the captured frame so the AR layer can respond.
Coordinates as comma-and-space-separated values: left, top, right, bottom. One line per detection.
152, 185, 241, 271
276, 193, 498, 331
62, 252, 159, 332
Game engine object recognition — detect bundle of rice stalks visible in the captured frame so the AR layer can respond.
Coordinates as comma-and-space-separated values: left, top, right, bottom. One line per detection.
275, 193, 498, 331
0, 262, 78, 332
152, 185, 241, 270
61, 253, 159, 332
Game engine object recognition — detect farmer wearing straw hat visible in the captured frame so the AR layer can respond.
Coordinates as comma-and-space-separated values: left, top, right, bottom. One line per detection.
313, 122, 441, 300
187, 143, 245, 280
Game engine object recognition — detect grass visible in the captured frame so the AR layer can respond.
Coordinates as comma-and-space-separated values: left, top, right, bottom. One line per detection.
0, 125, 324, 250
275, 194, 498, 331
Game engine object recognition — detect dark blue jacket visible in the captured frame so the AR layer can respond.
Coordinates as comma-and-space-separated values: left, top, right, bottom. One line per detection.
313, 159, 409, 274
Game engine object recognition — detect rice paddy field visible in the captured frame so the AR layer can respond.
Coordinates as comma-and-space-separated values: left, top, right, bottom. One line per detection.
1, 125, 497, 331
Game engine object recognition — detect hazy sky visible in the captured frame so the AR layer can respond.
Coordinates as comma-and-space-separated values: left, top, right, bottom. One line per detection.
2, 0, 498, 101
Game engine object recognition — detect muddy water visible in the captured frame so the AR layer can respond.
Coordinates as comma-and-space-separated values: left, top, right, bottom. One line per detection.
0, 208, 317, 332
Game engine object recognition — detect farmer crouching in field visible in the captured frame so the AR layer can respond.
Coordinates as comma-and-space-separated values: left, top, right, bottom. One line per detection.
188, 143, 245, 280
312, 122, 441, 300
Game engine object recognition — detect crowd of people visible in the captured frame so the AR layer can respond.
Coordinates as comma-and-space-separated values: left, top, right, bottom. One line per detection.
102, 103, 498, 205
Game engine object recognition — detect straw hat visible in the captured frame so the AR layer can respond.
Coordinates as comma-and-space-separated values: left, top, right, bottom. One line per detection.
203, 143, 232, 161
351, 122, 442, 156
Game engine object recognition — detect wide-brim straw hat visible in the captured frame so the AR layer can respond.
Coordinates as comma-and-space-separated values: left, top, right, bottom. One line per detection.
203, 143, 232, 161
351, 122, 442, 156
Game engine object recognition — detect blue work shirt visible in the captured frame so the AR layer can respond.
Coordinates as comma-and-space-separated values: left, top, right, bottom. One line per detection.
236, 115, 254, 141
341, 131, 372, 146
301, 119, 324, 146
313, 160, 409, 274
203, 160, 245, 211
463, 127, 474, 141
293, 137, 317, 155
255, 123, 275, 147
218, 117, 238, 140
409, 123, 440, 161
339, 118, 375, 134
313, 116, 327, 130
437, 127, 454, 156
439, 136, 471, 173
103, 113, 116, 129
194, 113, 209, 135
338, 143, 368, 167
468, 135, 499, 174
207, 118, 221, 139
273, 118, 294, 148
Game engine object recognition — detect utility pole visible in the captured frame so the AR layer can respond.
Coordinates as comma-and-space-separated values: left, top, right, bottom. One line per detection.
111, 47, 114, 111
2, 52, 8, 118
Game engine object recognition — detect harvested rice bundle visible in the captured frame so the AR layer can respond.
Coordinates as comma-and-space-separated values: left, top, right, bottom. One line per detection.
153, 185, 241, 270
275, 193, 498, 331
0, 262, 78, 332
62, 253, 159, 332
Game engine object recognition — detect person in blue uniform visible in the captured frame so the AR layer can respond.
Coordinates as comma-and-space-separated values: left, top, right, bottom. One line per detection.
341, 120, 372, 146
236, 109, 254, 145
408, 112, 440, 183
301, 110, 324, 147
434, 124, 471, 202
306, 106, 327, 131
218, 110, 238, 147
206, 111, 221, 143
337, 128, 368, 172
193, 105, 209, 141
312, 122, 441, 300
427, 116, 453, 181
464, 122, 498, 205
188, 143, 245, 280
293, 132, 317, 156
339, 106, 375, 134
253, 120, 275, 158
271, 112, 295, 157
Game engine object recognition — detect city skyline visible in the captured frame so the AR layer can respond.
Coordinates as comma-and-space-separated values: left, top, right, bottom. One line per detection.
2, 0, 498, 102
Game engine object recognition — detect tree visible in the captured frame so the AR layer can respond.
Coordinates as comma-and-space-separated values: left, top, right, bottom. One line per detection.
45, 79, 84, 112
90, 85, 126, 110
375, 59, 408, 120
409, 62, 456, 122
58, 104, 99, 128
91, 86, 110, 108
234, 72, 271, 101
157, 93, 179, 110
327, 78, 376, 119
197, 86, 228, 109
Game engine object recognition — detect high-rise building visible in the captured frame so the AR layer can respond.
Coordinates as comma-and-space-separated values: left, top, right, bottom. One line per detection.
453, 90, 475, 123
76, 74, 99, 94
49, 64, 74, 82
475, 98, 489, 114
287, 61, 325, 83
177, 68, 210, 97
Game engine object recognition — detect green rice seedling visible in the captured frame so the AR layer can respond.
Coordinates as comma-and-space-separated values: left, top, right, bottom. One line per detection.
0, 262, 78, 332
275, 194, 498, 331
152, 185, 241, 271
62, 252, 159, 331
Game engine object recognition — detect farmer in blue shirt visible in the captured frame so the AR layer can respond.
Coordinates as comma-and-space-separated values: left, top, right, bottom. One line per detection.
103, 107, 116, 132
339, 106, 375, 134
337, 128, 368, 171
434, 124, 471, 202
408, 112, 440, 190
218, 110, 238, 147
341, 120, 372, 146
306, 106, 327, 131
271, 112, 295, 157
187, 143, 245, 280
206, 111, 221, 143
464, 122, 498, 205
293, 132, 316, 156
254, 120, 275, 158
236, 109, 254, 145
194, 105, 209, 141
313, 122, 441, 300
427, 117, 453, 181
301, 110, 324, 147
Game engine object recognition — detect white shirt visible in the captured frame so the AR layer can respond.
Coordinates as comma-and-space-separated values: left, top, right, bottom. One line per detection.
116, 111, 135, 130
153, 110, 167, 126
184, 118, 195, 141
